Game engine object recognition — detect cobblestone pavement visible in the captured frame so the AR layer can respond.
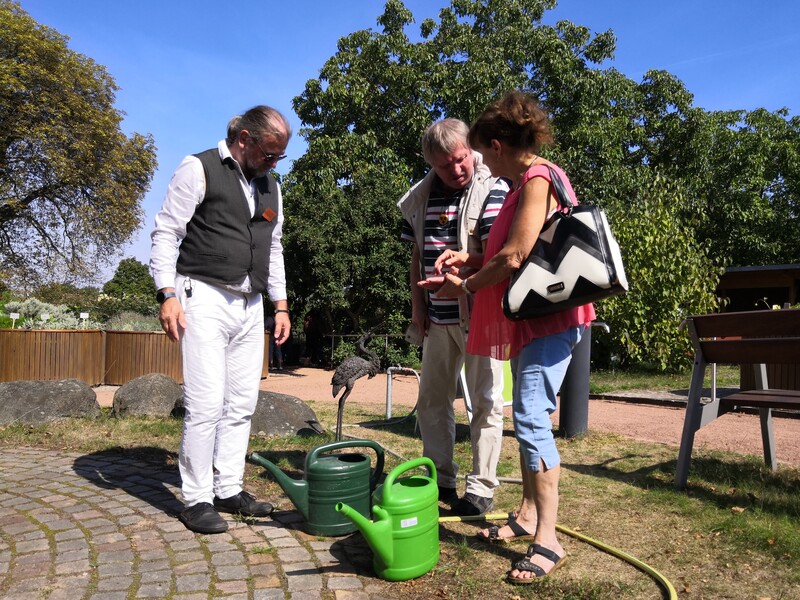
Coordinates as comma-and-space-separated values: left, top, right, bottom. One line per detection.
0, 447, 397, 600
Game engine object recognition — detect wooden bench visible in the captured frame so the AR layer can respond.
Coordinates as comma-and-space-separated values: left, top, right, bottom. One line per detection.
675, 308, 800, 489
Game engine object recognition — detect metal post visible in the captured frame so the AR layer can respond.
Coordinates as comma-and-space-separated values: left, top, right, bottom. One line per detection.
559, 322, 608, 438
385, 370, 392, 420
385, 366, 420, 419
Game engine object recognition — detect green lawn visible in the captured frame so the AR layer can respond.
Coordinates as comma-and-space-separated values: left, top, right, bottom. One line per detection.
2, 378, 798, 600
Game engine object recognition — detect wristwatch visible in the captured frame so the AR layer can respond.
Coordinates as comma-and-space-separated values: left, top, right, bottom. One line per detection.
460, 278, 473, 294
156, 290, 177, 304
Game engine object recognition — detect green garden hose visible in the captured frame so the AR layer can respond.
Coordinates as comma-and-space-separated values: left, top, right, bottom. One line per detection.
342, 429, 677, 599
439, 512, 677, 600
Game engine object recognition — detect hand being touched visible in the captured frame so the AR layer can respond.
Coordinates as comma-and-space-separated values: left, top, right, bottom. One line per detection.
417, 272, 466, 298
439, 273, 466, 298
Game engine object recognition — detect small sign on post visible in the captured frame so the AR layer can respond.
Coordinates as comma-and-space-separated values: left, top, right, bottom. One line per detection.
80, 313, 89, 329
9, 312, 19, 329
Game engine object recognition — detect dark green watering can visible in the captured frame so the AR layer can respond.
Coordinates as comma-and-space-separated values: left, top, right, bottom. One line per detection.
248, 439, 384, 536
336, 456, 439, 581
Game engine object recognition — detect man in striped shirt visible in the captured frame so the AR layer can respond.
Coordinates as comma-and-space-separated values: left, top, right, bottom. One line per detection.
398, 118, 509, 516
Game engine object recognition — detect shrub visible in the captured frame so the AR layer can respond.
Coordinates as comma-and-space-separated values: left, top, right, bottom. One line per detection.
94, 293, 158, 323
4, 298, 102, 329
597, 171, 722, 372
104, 311, 161, 332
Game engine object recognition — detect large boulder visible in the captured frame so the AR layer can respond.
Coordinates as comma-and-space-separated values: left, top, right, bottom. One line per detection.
251, 391, 324, 437
0, 379, 100, 424
113, 373, 183, 417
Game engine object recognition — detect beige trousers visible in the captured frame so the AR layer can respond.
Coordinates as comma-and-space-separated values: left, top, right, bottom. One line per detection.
417, 323, 505, 497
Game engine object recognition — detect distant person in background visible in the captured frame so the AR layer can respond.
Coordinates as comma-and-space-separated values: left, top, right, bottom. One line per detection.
150, 105, 292, 534
303, 312, 325, 367
265, 313, 283, 370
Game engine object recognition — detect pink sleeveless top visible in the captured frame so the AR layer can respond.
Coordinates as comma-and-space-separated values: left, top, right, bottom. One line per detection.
466, 164, 596, 360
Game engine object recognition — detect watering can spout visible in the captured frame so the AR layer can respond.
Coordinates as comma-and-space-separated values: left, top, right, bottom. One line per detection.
336, 503, 393, 566
248, 452, 309, 518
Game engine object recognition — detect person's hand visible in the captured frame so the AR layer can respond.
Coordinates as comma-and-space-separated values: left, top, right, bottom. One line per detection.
159, 298, 186, 342
434, 250, 468, 275
274, 311, 291, 345
436, 273, 466, 299
417, 274, 446, 292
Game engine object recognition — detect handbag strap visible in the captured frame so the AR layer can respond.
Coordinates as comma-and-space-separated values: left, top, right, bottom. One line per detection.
545, 165, 575, 213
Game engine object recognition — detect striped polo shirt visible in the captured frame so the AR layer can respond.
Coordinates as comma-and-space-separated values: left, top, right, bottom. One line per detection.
402, 177, 509, 325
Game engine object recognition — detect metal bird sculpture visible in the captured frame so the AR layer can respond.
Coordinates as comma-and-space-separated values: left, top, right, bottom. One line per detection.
331, 329, 381, 441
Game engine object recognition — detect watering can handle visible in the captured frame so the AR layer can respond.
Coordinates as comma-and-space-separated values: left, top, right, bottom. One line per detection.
306, 439, 385, 486
381, 456, 436, 504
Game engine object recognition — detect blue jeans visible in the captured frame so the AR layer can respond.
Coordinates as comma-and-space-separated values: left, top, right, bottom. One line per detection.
511, 325, 584, 472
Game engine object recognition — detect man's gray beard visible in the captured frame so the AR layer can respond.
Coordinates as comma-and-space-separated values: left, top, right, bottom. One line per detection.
243, 160, 268, 181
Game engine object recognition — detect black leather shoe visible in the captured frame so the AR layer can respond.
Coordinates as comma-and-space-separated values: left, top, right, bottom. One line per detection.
179, 502, 228, 534
452, 492, 494, 516
438, 485, 458, 506
213, 490, 274, 517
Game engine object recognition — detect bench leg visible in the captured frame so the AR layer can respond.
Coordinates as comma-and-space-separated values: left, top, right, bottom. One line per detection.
759, 408, 777, 471
752, 364, 778, 471
675, 357, 707, 490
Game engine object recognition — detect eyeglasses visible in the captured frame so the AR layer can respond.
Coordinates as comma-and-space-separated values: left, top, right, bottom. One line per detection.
249, 134, 287, 164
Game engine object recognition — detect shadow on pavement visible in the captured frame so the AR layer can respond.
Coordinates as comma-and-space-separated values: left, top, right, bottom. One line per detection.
72, 446, 183, 516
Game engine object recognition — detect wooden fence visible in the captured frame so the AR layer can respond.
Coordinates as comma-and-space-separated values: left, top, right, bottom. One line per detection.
0, 329, 270, 385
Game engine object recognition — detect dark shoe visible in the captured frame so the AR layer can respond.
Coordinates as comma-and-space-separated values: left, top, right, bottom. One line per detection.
179, 502, 228, 534
507, 543, 568, 584
214, 490, 274, 517
438, 485, 458, 506
452, 492, 494, 516
476, 512, 534, 544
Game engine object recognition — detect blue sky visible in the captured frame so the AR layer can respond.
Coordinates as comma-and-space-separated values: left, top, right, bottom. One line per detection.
18, 0, 800, 282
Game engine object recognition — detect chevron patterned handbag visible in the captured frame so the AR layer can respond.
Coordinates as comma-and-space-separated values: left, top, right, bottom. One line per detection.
503, 166, 628, 320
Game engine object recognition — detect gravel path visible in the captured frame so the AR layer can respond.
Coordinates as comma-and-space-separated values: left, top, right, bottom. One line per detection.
94, 366, 800, 466
260, 367, 800, 466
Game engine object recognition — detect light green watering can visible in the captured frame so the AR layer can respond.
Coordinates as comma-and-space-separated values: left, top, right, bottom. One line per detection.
336, 456, 439, 581
248, 439, 384, 536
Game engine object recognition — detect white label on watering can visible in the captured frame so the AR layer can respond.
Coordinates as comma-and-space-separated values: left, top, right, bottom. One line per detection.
400, 517, 418, 528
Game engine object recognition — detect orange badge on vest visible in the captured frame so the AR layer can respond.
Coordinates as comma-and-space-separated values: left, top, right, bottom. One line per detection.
262, 207, 277, 222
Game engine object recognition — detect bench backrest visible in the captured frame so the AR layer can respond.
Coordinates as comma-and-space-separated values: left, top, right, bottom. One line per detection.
687, 308, 800, 365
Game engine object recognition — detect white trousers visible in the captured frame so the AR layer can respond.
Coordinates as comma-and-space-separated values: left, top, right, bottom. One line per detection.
176, 276, 264, 506
417, 323, 505, 497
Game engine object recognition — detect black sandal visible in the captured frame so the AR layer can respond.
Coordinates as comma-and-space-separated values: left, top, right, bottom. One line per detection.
506, 543, 567, 584
476, 513, 534, 544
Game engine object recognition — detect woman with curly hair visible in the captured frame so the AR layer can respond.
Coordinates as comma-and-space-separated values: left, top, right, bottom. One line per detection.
422, 90, 595, 584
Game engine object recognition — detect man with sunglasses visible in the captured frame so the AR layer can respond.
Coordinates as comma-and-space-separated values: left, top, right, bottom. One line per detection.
150, 105, 291, 534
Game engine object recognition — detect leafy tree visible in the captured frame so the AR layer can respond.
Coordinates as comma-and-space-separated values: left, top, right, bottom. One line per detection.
0, 287, 13, 327
680, 108, 800, 266
103, 257, 156, 299
285, 0, 795, 371
32, 282, 99, 313
98, 257, 157, 320
0, 1, 158, 288
286, 0, 438, 339
284, 137, 414, 331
